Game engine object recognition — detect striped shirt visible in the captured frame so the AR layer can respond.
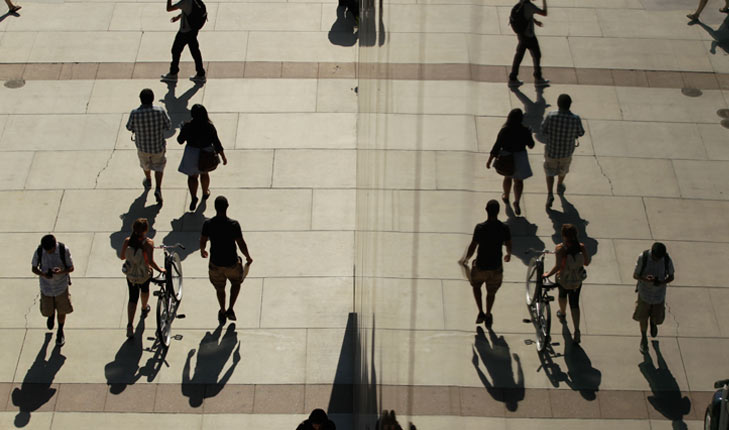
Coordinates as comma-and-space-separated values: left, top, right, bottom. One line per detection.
126, 105, 172, 154
540, 110, 585, 159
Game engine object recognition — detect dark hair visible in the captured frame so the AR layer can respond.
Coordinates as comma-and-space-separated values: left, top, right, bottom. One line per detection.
139, 88, 154, 105
214, 195, 228, 213
41, 234, 56, 251
504, 108, 524, 128
308, 408, 328, 424
651, 242, 667, 259
561, 224, 578, 248
190, 104, 212, 124
486, 199, 500, 217
130, 218, 149, 248
557, 94, 572, 110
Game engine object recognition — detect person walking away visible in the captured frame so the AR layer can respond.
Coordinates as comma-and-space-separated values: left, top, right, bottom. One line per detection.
460, 200, 512, 327
542, 223, 590, 344
177, 104, 227, 211
120, 218, 165, 338
633, 242, 674, 354
161, 0, 207, 83
200, 196, 253, 325
508, 0, 549, 87
688, 0, 729, 21
31, 235, 74, 347
540, 93, 584, 208
486, 108, 535, 216
126, 88, 171, 205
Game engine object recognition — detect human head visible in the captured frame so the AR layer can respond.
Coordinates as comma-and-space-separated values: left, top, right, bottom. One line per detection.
485, 199, 500, 218
132, 218, 149, 239
41, 234, 56, 252
651, 242, 667, 260
561, 223, 578, 244
214, 195, 229, 214
139, 88, 154, 105
190, 104, 210, 123
504, 108, 524, 128
557, 94, 572, 111
308, 409, 328, 429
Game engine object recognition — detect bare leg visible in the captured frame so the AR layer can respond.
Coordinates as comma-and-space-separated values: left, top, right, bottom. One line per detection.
485, 290, 496, 315
141, 291, 149, 311
143, 169, 152, 182
570, 306, 580, 331
229, 284, 241, 310
546, 175, 555, 195
57, 313, 66, 325
127, 302, 136, 326
639, 319, 648, 338
502, 177, 512, 201
558, 295, 567, 316
471, 285, 484, 314
688, 0, 709, 19
200, 172, 211, 196
513, 179, 524, 204
154, 171, 163, 190
556, 174, 566, 188
187, 175, 199, 199
215, 287, 226, 312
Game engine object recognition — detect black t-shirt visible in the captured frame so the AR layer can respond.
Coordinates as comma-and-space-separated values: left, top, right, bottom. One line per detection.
201, 216, 243, 267
490, 125, 534, 156
473, 220, 511, 270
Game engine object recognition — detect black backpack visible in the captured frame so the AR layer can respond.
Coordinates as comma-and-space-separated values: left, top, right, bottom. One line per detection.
635, 250, 671, 292
509, 1, 529, 34
187, 0, 208, 31
36, 242, 72, 285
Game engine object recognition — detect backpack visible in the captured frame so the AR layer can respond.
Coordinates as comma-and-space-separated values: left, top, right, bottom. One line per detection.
635, 250, 672, 292
556, 250, 586, 290
35, 242, 72, 285
509, 1, 529, 34
187, 0, 207, 31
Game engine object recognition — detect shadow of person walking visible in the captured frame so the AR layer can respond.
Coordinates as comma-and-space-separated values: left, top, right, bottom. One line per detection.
560, 320, 601, 400
162, 200, 207, 262
181, 323, 241, 407
328, 4, 358, 47
160, 80, 204, 138
104, 318, 146, 394
511, 86, 550, 142
109, 189, 161, 255
693, 16, 729, 54
504, 204, 546, 266
472, 326, 524, 411
11, 333, 66, 428
546, 193, 598, 258
640, 340, 691, 430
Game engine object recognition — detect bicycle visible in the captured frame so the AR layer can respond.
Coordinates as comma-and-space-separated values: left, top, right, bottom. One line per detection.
525, 249, 557, 352
150, 244, 185, 348
705, 378, 729, 430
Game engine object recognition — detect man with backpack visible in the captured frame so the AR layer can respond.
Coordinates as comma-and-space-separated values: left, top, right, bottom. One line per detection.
508, 0, 549, 88
31, 235, 74, 347
633, 242, 674, 354
161, 0, 207, 83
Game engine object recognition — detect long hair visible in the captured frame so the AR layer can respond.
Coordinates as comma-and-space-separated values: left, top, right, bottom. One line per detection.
503, 108, 524, 129
190, 104, 212, 124
561, 223, 579, 250
130, 218, 149, 248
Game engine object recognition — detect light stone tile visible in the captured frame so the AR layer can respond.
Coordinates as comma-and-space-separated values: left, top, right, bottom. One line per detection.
216, 3, 321, 31
443, 280, 532, 333
0, 190, 62, 232
569, 37, 713, 72
526, 153, 614, 196
699, 123, 729, 160
475, 116, 508, 153
644, 197, 729, 242
203, 79, 318, 113
316, 78, 358, 113
0, 279, 41, 328
705, 39, 729, 74
224, 329, 307, 384
0, 330, 26, 382
0, 152, 33, 189
26, 151, 113, 190
5, 4, 114, 31
617, 87, 728, 123
468, 34, 575, 67
710, 289, 729, 337
673, 160, 729, 199
397, 416, 505, 430
246, 31, 356, 62
581, 284, 641, 337
236, 113, 356, 150
204, 149, 274, 188
383, 4, 500, 34
136, 31, 248, 62
306, 327, 354, 384
312, 189, 355, 231
172, 277, 262, 329
505, 419, 650, 430
51, 412, 202, 430
273, 149, 355, 188
260, 277, 351, 328
94, 149, 184, 190
28, 32, 142, 63
589, 157, 681, 197
0, 81, 93, 114
364, 114, 477, 152
203, 414, 307, 430
88, 79, 205, 114
109, 2, 219, 31
649, 420, 704, 430
0, 114, 120, 152
371, 278, 446, 330
115, 111, 234, 150
678, 338, 729, 391
589, 120, 708, 160
596, 9, 705, 40
0, 233, 94, 280
662, 287, 722, 337
359, 150, 437, 190
509, 84, 621, 121
0, 412, 52, 430
374, 32, 469, 63
496, 6, 603, 36
61, 278, 127, 330
0, 32, 38, 63
204, 189, 315, 231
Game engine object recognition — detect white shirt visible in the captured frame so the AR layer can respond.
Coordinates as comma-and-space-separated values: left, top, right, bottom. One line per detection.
32, 246, 73, 296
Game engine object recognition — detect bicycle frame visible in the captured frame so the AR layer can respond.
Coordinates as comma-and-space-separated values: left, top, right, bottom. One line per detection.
150, 244, 184, 348
526, 249, 557, 353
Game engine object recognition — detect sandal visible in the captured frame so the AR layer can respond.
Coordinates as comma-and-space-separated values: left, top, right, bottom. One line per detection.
501, 194, 509, 204
9, 5, 21, 13
202, 191, 211, 200
141, 305, 150, 317
687, 13, 699, 21
126, 324, 134, 338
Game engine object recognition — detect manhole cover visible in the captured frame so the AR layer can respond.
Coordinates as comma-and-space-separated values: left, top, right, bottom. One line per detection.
721, 119, 729, 129
4, 79, 25, 89
718, 109, 729, 118
681, 87, 702, 97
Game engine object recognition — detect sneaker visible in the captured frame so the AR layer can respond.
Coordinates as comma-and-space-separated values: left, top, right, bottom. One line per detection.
557, 183, 566, 194
218, 310, 226, 325
160, 73, 178, 82
56, 332, 65, 347
573, 329, 581, 344
225, 309, 237, 322
650, 321, 658, 338
47, 314, 55, 330
142, 178, 151, 189
476, 312, 486, 324
535, 78, 551, 87
484, 313, 493, 327
154, 189, 163, 205
508, 79, 523, 88
126, 324, 134, 338
190, 74, 207, 84
639, 337, 648, 354
546, 194, 555, 208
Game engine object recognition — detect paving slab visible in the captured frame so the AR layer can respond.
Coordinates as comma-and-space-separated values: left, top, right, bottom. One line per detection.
259, 277, 352, 328
236, 113, 356, 150
0, 114, 121, 152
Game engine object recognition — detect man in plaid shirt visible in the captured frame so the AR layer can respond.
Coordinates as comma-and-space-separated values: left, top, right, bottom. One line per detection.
126, 88, 172, 204
540, 93, 584, 208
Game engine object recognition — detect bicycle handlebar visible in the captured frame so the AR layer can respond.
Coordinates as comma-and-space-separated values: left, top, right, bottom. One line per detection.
525, 248, 553, 255
155, 243, 186, 250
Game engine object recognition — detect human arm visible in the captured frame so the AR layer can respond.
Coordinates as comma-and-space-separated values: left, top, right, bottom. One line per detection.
126, 112, 135, 133
166, 0, 181, 12
236, 236, 253, 264
632, 252, 654, 283
504, 239, 512, 263
525, 127, 535, 149
580, 243, 590, 266
211, 126, 227, 165
31, 266, 52, 279
487, 130, 505, 168
177, 123, 187, 145
200, 234, 209, 258
120, 238, 129, 260
543, 245, 563, 278
460, 240, 478, 266
145, 240, 165, 273
533, 0, 547, 16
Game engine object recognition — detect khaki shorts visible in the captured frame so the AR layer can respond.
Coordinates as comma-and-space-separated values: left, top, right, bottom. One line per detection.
40, 288, 73, 317
632, 297, 665, 324
470, 265, 503, 292
209, 258, 244, 290
544, 156, 572, 177
138, 150, 166, 172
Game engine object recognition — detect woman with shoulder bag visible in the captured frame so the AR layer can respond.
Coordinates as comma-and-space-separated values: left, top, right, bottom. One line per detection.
486, 108, 534, 216
543, 223, 590, 344
178, 104, 228, 211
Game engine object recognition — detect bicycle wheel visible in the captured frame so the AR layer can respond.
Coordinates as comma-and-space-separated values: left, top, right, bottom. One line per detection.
156, 293, 172, 347
166, 252, 183, 302
526, 257, 541, 306
535, 298, 551, 352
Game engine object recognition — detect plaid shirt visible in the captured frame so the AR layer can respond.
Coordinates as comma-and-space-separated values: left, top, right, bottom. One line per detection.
126, 105, 171, 154
540, 110, 585, 159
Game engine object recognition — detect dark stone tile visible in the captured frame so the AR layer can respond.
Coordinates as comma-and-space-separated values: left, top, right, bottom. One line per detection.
304, 384, 353, 414
682, 72, 719, 89
59, 63, 98, 80
576, 68, 614, 86
549, 389, 600, 418
132, 62, 168, 79
0, 63, 25, 81
470, 65, 508, 82
459, 386, 505, 417
410, 385, 460, 416
0, 383, 11, 411
244, 61, 282, 78
319, 62, 356, 79
9, 383, 59, 413
690, 391, 714, 421
56, 383, 107, 412
646, 71, 684, 88
203, 383, 254, 414
207, 62, 244, 79
253, 384, 304, 414
421, 64, 471, 81
542, 67, 577, 85
644, 390, 693, 421
96, 62, 134, 79
716, 74, 729, 90
22, 63, 62, 80
598, 389, 648, 419
378, 385, 409, 413
503, 387, 551, 418
611, 69, 649, 87
282, 62, 319, 79
104, 383, 156, 412
154, 383, 204, 412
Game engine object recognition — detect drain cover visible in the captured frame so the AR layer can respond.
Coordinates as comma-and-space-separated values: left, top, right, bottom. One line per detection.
721, 119, 729, 129
681, 87, 702, 97
718, 109, 729, 119
4, 79, 25, 89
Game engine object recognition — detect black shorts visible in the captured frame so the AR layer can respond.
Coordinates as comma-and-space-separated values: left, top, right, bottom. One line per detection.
558, 284, 582, 309
126, 278, 151, 304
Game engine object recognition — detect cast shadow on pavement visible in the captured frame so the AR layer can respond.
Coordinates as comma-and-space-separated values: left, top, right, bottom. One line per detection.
11, 333, 65, 428
161, 199, 207, 261
104, 318, 147, 394
472, 326, 525, 411
559, 320, 602, 400
511, 86, 550, 142
160, 80, 203, 138
692, 16, 729, 55
109, 188, 161, 256
328, 5, 358, 47
505, 204, 547, 266
640, 340, 691, 430
546, 193, 599, 259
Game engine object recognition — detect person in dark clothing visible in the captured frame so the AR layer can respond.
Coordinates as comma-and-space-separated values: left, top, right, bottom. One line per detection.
460, 200, 512, 327
177, 104, 227, 211
486, 108, 535, 216
296, 408, 336, 430
509, 0, 549, 87
200, 196, 253, 325
162, 0, 206, 82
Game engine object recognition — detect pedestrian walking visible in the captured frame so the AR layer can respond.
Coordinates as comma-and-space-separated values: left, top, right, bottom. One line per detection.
297, 408, 336, 430
126, 88, 172, 205
539, 93, 585, 208
688, 0, 729, 21
460, 200, 512, 327
486, 108, 535, 216
508, 0, 549, 87
542, 224, 590, 344
200, 196, 253, 325
633, 242, 674, 354
177, 104, 227, 211
4, 0, 21, 13
120, 218, 165, 338
161, 0, 207, 83
31, 235, 74, 347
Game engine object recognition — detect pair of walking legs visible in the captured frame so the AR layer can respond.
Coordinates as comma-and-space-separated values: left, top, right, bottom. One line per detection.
558, 286, 581, 343
4, 0, 20, 12
170, 31, 205, 77
187, 173, 210, 210
546, 174, 565, 195
502, 177, 524, 208
509, 35, 543, 82
688, 0, 729, 20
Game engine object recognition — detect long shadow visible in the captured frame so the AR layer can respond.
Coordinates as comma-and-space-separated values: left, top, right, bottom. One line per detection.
104, 318, 146, 394
560, 321, 601, 400
360, 0, 386, 47
511, 86, 550, 142
694, 16, 729, 55
181, 324, 240, 407
640, 340, 691, 430
11, 333, 66, 428
109, 189, 161, 255
327, 312, 356, 416
160, 81, 203, 138
328, 5, 358, 46
472, 326, 524, 411
0, 10, 20, 23
504, 204, 547, 266
546, 193, 598, 258
161, 199, 207, 261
